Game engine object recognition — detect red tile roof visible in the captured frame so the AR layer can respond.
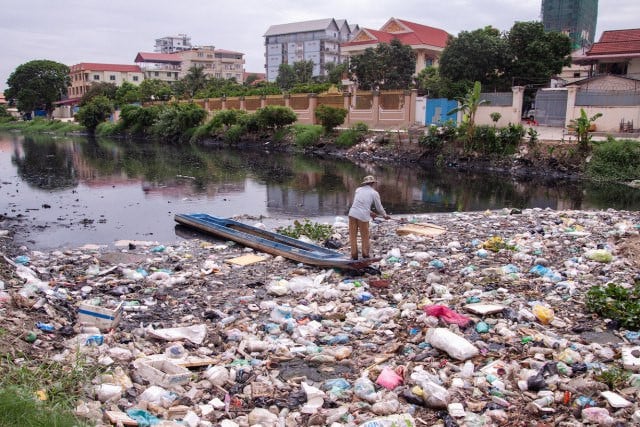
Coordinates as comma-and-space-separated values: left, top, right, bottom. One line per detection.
587, 29, 640, 56
70, 63, 142, 73
343, 18, 450, 49
134, 52, 182, 63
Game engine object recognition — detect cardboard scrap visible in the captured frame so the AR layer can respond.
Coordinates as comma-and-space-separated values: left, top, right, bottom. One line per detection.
105, 410, 138, 426
146, 324, 207, 344
225, 253, 268, 266
396, 223, 446, 237
464, 303, 506, 315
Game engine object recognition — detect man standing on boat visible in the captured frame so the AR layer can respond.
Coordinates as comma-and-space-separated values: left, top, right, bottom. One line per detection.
348, 175, 391, 260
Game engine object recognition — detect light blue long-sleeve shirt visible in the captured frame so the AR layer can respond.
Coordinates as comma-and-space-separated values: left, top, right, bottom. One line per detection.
348, 185, 387, 222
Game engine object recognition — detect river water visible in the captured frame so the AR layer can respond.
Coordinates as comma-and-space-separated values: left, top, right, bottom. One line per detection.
2, 131, 639, 250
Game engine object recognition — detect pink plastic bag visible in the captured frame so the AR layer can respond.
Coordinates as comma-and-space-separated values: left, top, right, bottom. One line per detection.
375, 366, 404, 390
424, 305, 472, 328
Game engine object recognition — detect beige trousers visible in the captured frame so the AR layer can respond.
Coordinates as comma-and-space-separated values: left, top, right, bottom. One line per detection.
349, 216, 370, 260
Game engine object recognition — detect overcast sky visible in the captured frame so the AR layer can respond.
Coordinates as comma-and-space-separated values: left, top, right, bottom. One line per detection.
1, 0, 638, 92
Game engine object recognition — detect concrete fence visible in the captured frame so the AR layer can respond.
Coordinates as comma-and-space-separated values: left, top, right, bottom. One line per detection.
148, 90, 419, 130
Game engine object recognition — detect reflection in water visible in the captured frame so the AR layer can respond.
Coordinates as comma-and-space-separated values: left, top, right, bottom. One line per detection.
1, 132, 639, 249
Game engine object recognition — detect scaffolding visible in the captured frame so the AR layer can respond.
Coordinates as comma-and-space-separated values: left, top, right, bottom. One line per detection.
541, 0, 598, 50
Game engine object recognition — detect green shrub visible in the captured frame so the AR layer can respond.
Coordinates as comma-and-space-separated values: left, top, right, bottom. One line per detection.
351, 122, 369, 133
474, 125, 497, 153
497, 123, 525, 152
96, 121, 121, 136
586, 281, 640, 329
0, 105, 10, 117
119, 104, 164, 135
315, 104, 347, 133
74, 95, 114, 134
255, 105, 297, 130
292, 124, 323, 148
211, 109, 247, 129
224, 123, 247, 143
335, 129, 360, 148
152, 102, 207, 142
587, 138, 640, 182
277, 219, 333, 241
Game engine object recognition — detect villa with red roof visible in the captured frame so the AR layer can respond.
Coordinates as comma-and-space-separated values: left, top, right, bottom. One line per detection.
341, 18, 451, 75
572, 28, 640, 90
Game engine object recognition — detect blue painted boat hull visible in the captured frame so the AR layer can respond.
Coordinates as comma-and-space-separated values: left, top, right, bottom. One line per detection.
174, 213, 380, 270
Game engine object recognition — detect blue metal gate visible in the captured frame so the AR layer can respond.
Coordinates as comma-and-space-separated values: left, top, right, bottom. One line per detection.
425, 98, 458, 125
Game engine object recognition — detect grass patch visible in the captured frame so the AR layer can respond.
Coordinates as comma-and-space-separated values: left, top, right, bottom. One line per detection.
291, 124, 323, 148
594, 366, 632, 390
585, 281, 640, 329
277, 219, 333, 241
587, 138, 640, 182
0, 352, 102, 426
0, 118, 83, 134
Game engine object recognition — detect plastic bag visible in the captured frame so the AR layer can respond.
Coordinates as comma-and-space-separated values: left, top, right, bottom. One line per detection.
375, 366, 404, 390
423, 305, 472, 327
425, 328, 479, 361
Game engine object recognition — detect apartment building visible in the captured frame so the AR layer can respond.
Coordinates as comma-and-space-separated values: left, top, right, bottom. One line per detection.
67, 63, 144, 99
155, 34, 193, 53
134, 52, 182, 82
135, 46, 245, 82
340, 18, 450, 76
263, 18, 358, 82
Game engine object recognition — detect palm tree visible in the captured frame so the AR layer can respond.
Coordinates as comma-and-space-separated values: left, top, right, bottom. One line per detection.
183, 65, 208, 98
448, 81, 489, 142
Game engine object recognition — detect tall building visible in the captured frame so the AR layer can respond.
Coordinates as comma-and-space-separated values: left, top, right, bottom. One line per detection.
155, 34, 193, 53
263, 18, 358, 82
541, 0, 598, 50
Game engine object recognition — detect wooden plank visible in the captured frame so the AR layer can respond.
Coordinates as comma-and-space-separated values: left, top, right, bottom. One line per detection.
105, 411, 138, 426
225, 253, 268, 266
396, 223, 446, 236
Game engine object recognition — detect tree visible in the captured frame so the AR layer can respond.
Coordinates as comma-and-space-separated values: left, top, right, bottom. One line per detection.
292, 60, 314, 85
115, 81, 140, 106
80, 82, 117, 106
439, 26, 508, 91
275, 64, 297, 90
181, 65, 209, 98
244, 73, 261, 86
75, 95, 114, 134
439, 22, 572, 91
506, 21, 572, 87
138, 79, 173, 102
448, 81, 489, 141
324, 62, 348, 85
348, 38, 416, 90
415, 66, 471, 99
4, 60, 70, 117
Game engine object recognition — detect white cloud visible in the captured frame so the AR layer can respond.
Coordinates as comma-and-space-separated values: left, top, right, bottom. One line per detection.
2, 0, 638, 91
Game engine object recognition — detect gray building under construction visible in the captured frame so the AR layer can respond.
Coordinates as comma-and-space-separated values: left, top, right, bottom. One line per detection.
541, 0, 598, 50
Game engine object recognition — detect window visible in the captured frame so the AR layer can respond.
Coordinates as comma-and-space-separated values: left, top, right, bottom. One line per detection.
110, 75, 116, 81
574, 72, 581, 78
167, 72, 172, 77
133, 76, 139, 82
93, 75, 100, 80
154, 72, 159, 76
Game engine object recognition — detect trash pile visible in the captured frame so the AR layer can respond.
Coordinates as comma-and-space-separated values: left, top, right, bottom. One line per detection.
1, 208, 640, 426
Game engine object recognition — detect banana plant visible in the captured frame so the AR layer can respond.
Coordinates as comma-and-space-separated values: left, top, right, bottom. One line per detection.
570, 108, 602, 150
448, 81, 489, 142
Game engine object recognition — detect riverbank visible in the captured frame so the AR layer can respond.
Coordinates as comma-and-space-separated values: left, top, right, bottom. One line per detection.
1, 208, 640, 426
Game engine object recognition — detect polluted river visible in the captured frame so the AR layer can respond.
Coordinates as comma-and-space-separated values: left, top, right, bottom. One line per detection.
1, 131, 640, 426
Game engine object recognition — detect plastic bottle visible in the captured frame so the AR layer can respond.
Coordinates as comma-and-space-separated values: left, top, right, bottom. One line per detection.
354, 374, 379, 403
357, 413, 415, 427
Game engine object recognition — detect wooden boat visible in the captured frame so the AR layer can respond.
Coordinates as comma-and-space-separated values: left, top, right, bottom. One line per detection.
174, 213, 380, 270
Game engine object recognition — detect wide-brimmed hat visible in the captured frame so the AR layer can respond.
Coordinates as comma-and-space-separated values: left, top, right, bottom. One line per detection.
361, 175, 377, 185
